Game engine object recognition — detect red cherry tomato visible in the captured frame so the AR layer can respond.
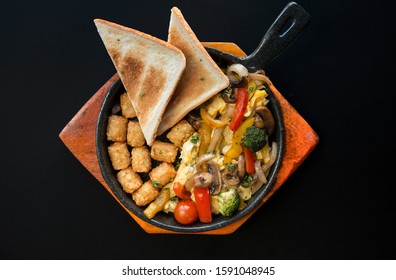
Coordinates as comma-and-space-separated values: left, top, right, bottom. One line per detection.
174, 200, 199, 225
173, 182, 191, 200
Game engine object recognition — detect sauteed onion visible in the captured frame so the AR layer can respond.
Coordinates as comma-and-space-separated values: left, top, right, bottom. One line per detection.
226, 63, 248, 83
248, 70, 272, 86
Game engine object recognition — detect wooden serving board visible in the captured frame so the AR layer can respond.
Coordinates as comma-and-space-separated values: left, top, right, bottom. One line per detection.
59, 42, 318, 234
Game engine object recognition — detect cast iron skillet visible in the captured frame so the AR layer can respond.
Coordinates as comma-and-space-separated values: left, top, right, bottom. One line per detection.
205, 2, 310, 72
96, 2, 310, 232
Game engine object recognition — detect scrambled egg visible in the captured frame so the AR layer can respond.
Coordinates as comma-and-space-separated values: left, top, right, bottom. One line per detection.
174, 133, 200, 186
206, 95, 227, 117
244, 88, 268, 117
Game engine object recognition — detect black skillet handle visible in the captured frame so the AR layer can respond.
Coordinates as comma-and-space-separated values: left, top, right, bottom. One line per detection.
244, 2, 310, 71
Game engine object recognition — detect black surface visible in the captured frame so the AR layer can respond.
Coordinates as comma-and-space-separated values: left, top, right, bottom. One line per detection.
1, 0, 395, 259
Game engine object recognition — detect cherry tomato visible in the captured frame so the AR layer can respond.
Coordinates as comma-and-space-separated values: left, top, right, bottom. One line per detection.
174, 199, 199, 225
173, 182, 191, 200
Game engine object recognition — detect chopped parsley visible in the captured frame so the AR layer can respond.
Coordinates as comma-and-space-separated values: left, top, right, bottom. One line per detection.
242, 174, 254, 187
225, 162, 236, 171
221, 86, 233, 99
152, 180, 160, 188
248, 86, 255, 94
200, 77, 205, 81
138, 92, 145, 98
191, 134, 199, 144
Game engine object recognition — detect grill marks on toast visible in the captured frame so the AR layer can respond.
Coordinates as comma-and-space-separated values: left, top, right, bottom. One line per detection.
94, 19, 186, 146
95, 8, 229, 144
156, 7, 229, 135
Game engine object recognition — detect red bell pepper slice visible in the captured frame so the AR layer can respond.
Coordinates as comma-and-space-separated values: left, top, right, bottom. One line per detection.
229, 87, 249, 131
193, 187, 212, 223
173, 182, 191, 200
243, 146, 256, 174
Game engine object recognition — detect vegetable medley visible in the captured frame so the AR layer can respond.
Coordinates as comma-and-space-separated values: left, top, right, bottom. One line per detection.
106, 63, 278, 225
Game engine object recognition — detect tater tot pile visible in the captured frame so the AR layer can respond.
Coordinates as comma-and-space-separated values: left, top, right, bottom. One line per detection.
106, 92, 195, 207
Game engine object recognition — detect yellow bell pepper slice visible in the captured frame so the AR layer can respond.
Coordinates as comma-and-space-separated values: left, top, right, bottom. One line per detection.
224, 117, 254, 163
198, 122, 212, 156
201, 108, 229, 128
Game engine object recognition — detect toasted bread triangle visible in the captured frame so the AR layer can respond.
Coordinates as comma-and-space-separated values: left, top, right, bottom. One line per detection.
157, 7, 229, 135
94, 19, 186, 146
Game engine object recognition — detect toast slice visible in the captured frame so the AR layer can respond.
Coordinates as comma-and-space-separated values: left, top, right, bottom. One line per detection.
156, 7, 229, 135
94, 19, 186, 146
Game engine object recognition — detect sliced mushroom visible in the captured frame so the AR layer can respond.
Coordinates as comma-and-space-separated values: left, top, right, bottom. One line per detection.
195, 154, 215, 173
184, 174, 196, 192
186, 111, 202, 130
238, 154, 246, 178
255, 106, 275, 135
221, 87, 236, 103
222, 94, 236, 103
206, 161, 222, 195
222, 163, 240, 186
194, 172, 213, 189
254, 114, 265, 128
187, 110, 201, 121
223, 173, 240, 186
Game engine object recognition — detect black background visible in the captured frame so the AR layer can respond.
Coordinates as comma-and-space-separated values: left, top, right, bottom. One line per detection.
1, 0, 395, 259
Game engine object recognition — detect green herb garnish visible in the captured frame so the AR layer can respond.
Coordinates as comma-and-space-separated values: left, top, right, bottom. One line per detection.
225, 162, 236, 171
221, 86, 233, 99
152, 180, 160, 188
242, 174, 254, 187
191, 134, 199, 144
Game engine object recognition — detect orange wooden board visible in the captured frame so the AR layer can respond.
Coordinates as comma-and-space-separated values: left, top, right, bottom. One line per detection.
59, 42, 318, 234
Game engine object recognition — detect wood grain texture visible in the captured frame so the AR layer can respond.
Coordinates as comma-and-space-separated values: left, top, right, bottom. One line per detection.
59, 43, 318, 235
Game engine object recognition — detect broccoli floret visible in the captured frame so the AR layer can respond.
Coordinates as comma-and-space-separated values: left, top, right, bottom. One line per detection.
211, 188, 240, 216
241, 126, 268, 152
